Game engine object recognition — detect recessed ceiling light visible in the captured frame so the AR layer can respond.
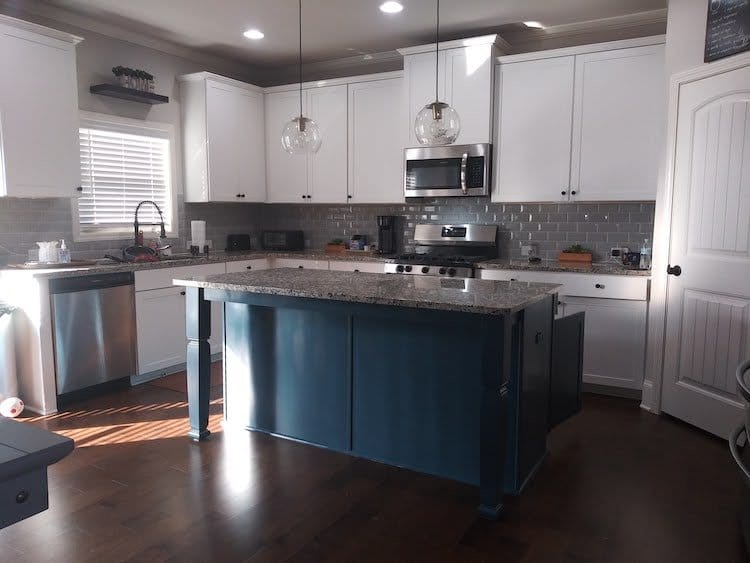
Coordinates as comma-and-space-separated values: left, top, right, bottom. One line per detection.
243, 29, 264, 40
523, 21, 545, 29
380, 1, 404, 14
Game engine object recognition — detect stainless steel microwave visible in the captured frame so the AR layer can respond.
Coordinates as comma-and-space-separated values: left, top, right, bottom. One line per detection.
404, 143, 491, 198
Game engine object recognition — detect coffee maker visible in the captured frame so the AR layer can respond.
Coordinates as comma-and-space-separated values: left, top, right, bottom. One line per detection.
377, 215, 398, 255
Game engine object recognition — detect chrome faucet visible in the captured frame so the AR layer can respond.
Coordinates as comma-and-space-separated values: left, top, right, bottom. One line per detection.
133, 200, 166, 245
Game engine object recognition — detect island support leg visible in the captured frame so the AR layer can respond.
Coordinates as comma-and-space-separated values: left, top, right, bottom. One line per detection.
186, 286, 211, 441
478, 316, 512, 520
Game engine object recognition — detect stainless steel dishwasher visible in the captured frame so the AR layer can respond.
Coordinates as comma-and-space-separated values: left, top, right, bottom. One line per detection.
49, 272, 137, 402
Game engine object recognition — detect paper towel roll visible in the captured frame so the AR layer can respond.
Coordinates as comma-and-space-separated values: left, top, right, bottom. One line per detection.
191, 220, 206, 247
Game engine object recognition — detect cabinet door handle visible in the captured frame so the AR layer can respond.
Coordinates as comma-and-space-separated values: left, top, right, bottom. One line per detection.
246, 265, 252, 270
180, 291, 186, 295
570, 190, 577, 196
561, 190, 567, 196
595, 283, 605, 289
354, 269, 360, 273
76, 186, 83, 192
534, 330, 544, 344
298, 265, 304, 269
347, 194, 352, 199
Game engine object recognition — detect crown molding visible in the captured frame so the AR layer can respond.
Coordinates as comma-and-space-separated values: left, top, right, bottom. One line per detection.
0, 0, 261, 81
0, 12, 82, 44
263, 70, 404, 94
177, 71, 264, 92
497, 34, 666, 64
397, 34, 508, 56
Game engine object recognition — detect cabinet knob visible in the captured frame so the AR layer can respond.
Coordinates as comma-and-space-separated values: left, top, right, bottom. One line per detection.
534, 330, 544, 344
76, 186, 83, 192
298, 265, 304, 269
236, 194, 242, 198
595, 283, 605, 289
354, 269, 360, 273
16, 490, 29, 504
246, 265, 252, 270
570, 190, 577, 196
561, 190, 567, 196
347, 195, 352, 199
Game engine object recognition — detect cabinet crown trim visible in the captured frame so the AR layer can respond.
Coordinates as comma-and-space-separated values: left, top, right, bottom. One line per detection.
397, 34, 508, 56
177, 71, 263, 92
496, 34, 665, 65
262, 70, 404, 94
0, 14, 83, 44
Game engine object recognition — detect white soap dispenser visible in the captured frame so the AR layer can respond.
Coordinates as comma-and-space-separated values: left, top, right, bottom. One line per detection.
58, 239, 71, 264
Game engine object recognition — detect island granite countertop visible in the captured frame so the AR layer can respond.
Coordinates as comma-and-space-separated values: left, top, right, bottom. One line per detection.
174, 268, 561, 315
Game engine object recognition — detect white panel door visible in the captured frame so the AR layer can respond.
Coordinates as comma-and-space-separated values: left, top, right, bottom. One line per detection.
237, 87, 266, 202
265, 90, 308, 203
563, 297, 647, 390
570, 44, 665, 201
493, 57, 575, 203
661, 65, 750, 439
136, 287, 187, 374
0, 26, 79, 198
404, 51, 445, 147
348, 79, 405, 204
307, 85, 348, 204
444, 45, 494, 145
206, 82, 242, 201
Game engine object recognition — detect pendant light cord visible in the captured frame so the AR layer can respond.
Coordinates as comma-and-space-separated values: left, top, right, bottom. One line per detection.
434, 0, 439, 103
298, 0, 303, 119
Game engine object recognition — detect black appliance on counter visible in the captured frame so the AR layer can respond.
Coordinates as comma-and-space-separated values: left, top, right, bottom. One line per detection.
226, 234, 252, 252
377, 215, 398, 255
261, 230, 305, 251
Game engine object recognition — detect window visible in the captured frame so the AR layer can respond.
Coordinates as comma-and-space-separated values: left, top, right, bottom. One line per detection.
74, 112, 177, 241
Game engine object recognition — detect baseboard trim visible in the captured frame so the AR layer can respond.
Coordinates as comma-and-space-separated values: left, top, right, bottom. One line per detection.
131, 353, 222, 386
583, 383, 642, 401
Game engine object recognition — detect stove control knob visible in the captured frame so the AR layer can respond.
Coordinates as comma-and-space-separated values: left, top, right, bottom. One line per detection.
447, 268, 457, 277
405, 265, 413, 272
421, 266, 430, 274
396, 264, 405, 273
439, 267, 447, 275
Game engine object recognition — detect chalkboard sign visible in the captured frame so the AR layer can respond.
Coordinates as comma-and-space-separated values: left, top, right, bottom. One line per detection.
705, 0, 750, 62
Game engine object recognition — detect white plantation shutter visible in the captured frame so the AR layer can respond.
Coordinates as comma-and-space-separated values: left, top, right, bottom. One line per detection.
76, 113, 174, 237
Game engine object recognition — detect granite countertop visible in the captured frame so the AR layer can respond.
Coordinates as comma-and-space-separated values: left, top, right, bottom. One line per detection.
173, 268, 561, 315
479, 259, 651, 277
0, 250, 388, 280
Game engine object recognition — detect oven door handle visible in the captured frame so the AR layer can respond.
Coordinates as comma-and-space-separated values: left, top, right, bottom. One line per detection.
460, 152, 468, 195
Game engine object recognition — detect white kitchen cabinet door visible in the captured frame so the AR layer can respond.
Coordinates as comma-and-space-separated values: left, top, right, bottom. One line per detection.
0, 23, 79, 198
444, 44, 495, 145
561, 296, 647, 390
347, 79, 405, 204
265, 90, 309, 203
206, 81, 265, 202
403, 50, 445, 147
570, 44, 665, 201
136, 287, 187, 375
307, 85, 348, 204
328, 260, 386, 273
493, 57, 575, 203
225, 259, 271, 273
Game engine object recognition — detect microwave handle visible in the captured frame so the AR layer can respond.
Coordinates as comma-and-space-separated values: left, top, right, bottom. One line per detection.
460, 152, 468, 195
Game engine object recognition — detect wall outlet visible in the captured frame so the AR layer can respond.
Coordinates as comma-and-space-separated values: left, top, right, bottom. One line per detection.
521, 244, 538, 258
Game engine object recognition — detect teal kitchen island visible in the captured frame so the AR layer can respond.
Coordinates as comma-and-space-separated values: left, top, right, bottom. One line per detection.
174, 268, 562, 519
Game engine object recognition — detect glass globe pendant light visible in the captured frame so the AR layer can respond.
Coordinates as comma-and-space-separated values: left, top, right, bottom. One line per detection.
414, 0, 460, 145
281, 0, 322, 154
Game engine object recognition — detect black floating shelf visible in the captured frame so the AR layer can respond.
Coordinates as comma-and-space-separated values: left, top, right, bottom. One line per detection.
89, 84, 169, 105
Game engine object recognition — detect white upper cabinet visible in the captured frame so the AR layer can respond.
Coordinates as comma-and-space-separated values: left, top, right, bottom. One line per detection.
348, 78, 405, 204
493, 37, 665, 203
180, 73, 265, 203
570, 45, 665, 201
265, 89, 309, 203
265, 85, 348, 204
306, 84, 348, 204
494, 57, 575, 203
400, 36, 500, 147
0, 17, 80, 198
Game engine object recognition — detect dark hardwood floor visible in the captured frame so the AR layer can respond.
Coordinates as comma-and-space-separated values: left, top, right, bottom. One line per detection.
1, 363, 746, 562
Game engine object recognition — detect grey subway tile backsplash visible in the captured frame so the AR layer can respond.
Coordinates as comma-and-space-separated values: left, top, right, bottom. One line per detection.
0, 194, 654, 265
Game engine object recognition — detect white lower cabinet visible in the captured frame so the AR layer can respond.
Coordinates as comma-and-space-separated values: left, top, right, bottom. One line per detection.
272, 258, 329, 270
328, 261, 386, 273
479, 268, 649, 390
559, 297, 647, 390
225, 259, 271, 273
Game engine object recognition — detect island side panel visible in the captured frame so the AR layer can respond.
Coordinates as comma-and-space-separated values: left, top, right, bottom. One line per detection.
223, 302, 350, 451
186, 287, 212, 441
350, 312, 484, 485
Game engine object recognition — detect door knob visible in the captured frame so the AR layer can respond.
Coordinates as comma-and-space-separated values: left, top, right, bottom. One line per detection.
667, 264, 682, 276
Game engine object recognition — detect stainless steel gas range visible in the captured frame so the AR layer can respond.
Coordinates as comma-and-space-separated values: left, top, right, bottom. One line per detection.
385, 224, 498, 279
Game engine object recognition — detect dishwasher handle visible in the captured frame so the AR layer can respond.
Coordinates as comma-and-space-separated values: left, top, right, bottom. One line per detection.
48, 272, 134, 294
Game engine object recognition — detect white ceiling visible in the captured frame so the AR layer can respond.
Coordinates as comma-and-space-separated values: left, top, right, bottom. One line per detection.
41, 0, 666, 66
